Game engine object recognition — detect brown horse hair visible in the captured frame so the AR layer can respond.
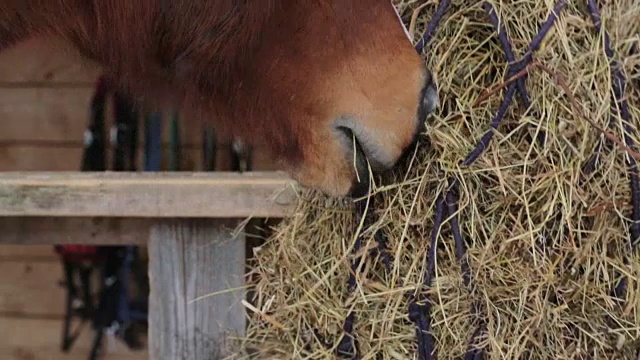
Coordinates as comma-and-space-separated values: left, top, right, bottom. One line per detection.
0, 0, 431, 196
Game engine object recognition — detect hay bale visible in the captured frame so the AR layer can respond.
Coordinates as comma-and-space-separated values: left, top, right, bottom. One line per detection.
236, 1, 640, 358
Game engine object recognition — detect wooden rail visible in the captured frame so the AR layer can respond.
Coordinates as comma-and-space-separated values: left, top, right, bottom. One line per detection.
0, 171, 297, 218
0, 171, 300, 359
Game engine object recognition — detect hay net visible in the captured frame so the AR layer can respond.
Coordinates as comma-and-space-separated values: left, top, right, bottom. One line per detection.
236, 0, 640, 359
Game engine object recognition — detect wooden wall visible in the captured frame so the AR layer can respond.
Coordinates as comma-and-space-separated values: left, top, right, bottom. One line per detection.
0, 35, 278, 359
0, 245, 149, 360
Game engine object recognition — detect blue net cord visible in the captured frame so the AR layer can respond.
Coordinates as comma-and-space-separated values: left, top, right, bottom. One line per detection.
143, 112, 163, 172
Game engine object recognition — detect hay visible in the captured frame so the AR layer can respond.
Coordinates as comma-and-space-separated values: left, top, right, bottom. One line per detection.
235, 1, 640, 358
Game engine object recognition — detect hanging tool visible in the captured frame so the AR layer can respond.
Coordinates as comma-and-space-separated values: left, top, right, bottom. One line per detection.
231, 137, 253, 172
57, 76, 109, 357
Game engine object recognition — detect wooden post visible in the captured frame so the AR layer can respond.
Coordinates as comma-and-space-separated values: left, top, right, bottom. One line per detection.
148, 219, 246, 360
0, 172, 294, 359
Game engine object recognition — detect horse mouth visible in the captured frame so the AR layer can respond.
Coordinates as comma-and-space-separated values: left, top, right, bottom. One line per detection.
336, 126, 372, 197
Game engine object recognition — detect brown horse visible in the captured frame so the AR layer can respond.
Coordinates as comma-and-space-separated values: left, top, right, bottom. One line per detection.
0, 0, 438, 197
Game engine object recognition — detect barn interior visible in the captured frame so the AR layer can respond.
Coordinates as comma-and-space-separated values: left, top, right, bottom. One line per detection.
0, 34, 282, 360
1, 1, 639, 359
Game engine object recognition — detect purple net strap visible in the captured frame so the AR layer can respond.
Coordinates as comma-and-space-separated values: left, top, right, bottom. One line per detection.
586, 0, 640, 302
336, 192, 367, 359
446, 184, 471, 286
334, 2, 455, 357
482, 3, 532, 111
409, 4, 453, 359
337, 184, 391, 358
408, 194, 446, 360
465, 0, 564, 167
332, 1, 631, 358
483, 1, 566, 145
446, 184, 486, 360
415, 0, 452, 55
409, 1, 568, 359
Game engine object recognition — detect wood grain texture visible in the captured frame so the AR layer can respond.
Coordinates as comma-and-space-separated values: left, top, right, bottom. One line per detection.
0, 171, 296, 218
0, 260, 66, 317
0, 217, 149, 245
0, 37, 280, 173
0, 146, 85, 171
0, 245, 58, 259
0, 145, 279, 172
0, 88, 95, 142
0, 317, 147, 360
0, 36, 100, 84
0, 146, 197, 172
148, 219, 246, 360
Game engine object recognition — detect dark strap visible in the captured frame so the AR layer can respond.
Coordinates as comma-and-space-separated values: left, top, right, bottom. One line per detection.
203, 126, 217, 171
144, 111, 163, 171
336, 1, 586, 358
586, 0, 640, 302
169, 111, 181, 171
410, 2, 568, 358
112, 90, 139, 171
80, 76, 108, 172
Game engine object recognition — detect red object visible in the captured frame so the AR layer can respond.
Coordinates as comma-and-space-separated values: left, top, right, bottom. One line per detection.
55, 245, 103, 263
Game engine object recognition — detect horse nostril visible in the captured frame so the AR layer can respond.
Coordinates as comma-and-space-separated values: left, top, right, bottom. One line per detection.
336, 125, 369, 179
413, 71, 438, 139
394, 70, 438, 168
418, 71, 438, 124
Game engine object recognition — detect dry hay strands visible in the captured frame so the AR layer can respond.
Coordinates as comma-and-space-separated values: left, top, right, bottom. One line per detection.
359, 0, 639, 358
335, 131, 395, 358
411, 1, 640, 358
408, 2, 570, 360
239, 0, 640, 359
584, 0, 640, 304
413, 0, 452, 55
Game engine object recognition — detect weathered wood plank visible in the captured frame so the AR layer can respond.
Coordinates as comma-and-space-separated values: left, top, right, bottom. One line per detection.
0, 145, 279, 172
0, 245, 59, 259
0, 317, 147, 360
0, 260, 67, 318
148, 219, 246, 360
0, 171, 297, 218
0, 217, 149, 245
0, 36, 100, 84
0, 88, 95, 142
0, 147, 85, 171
